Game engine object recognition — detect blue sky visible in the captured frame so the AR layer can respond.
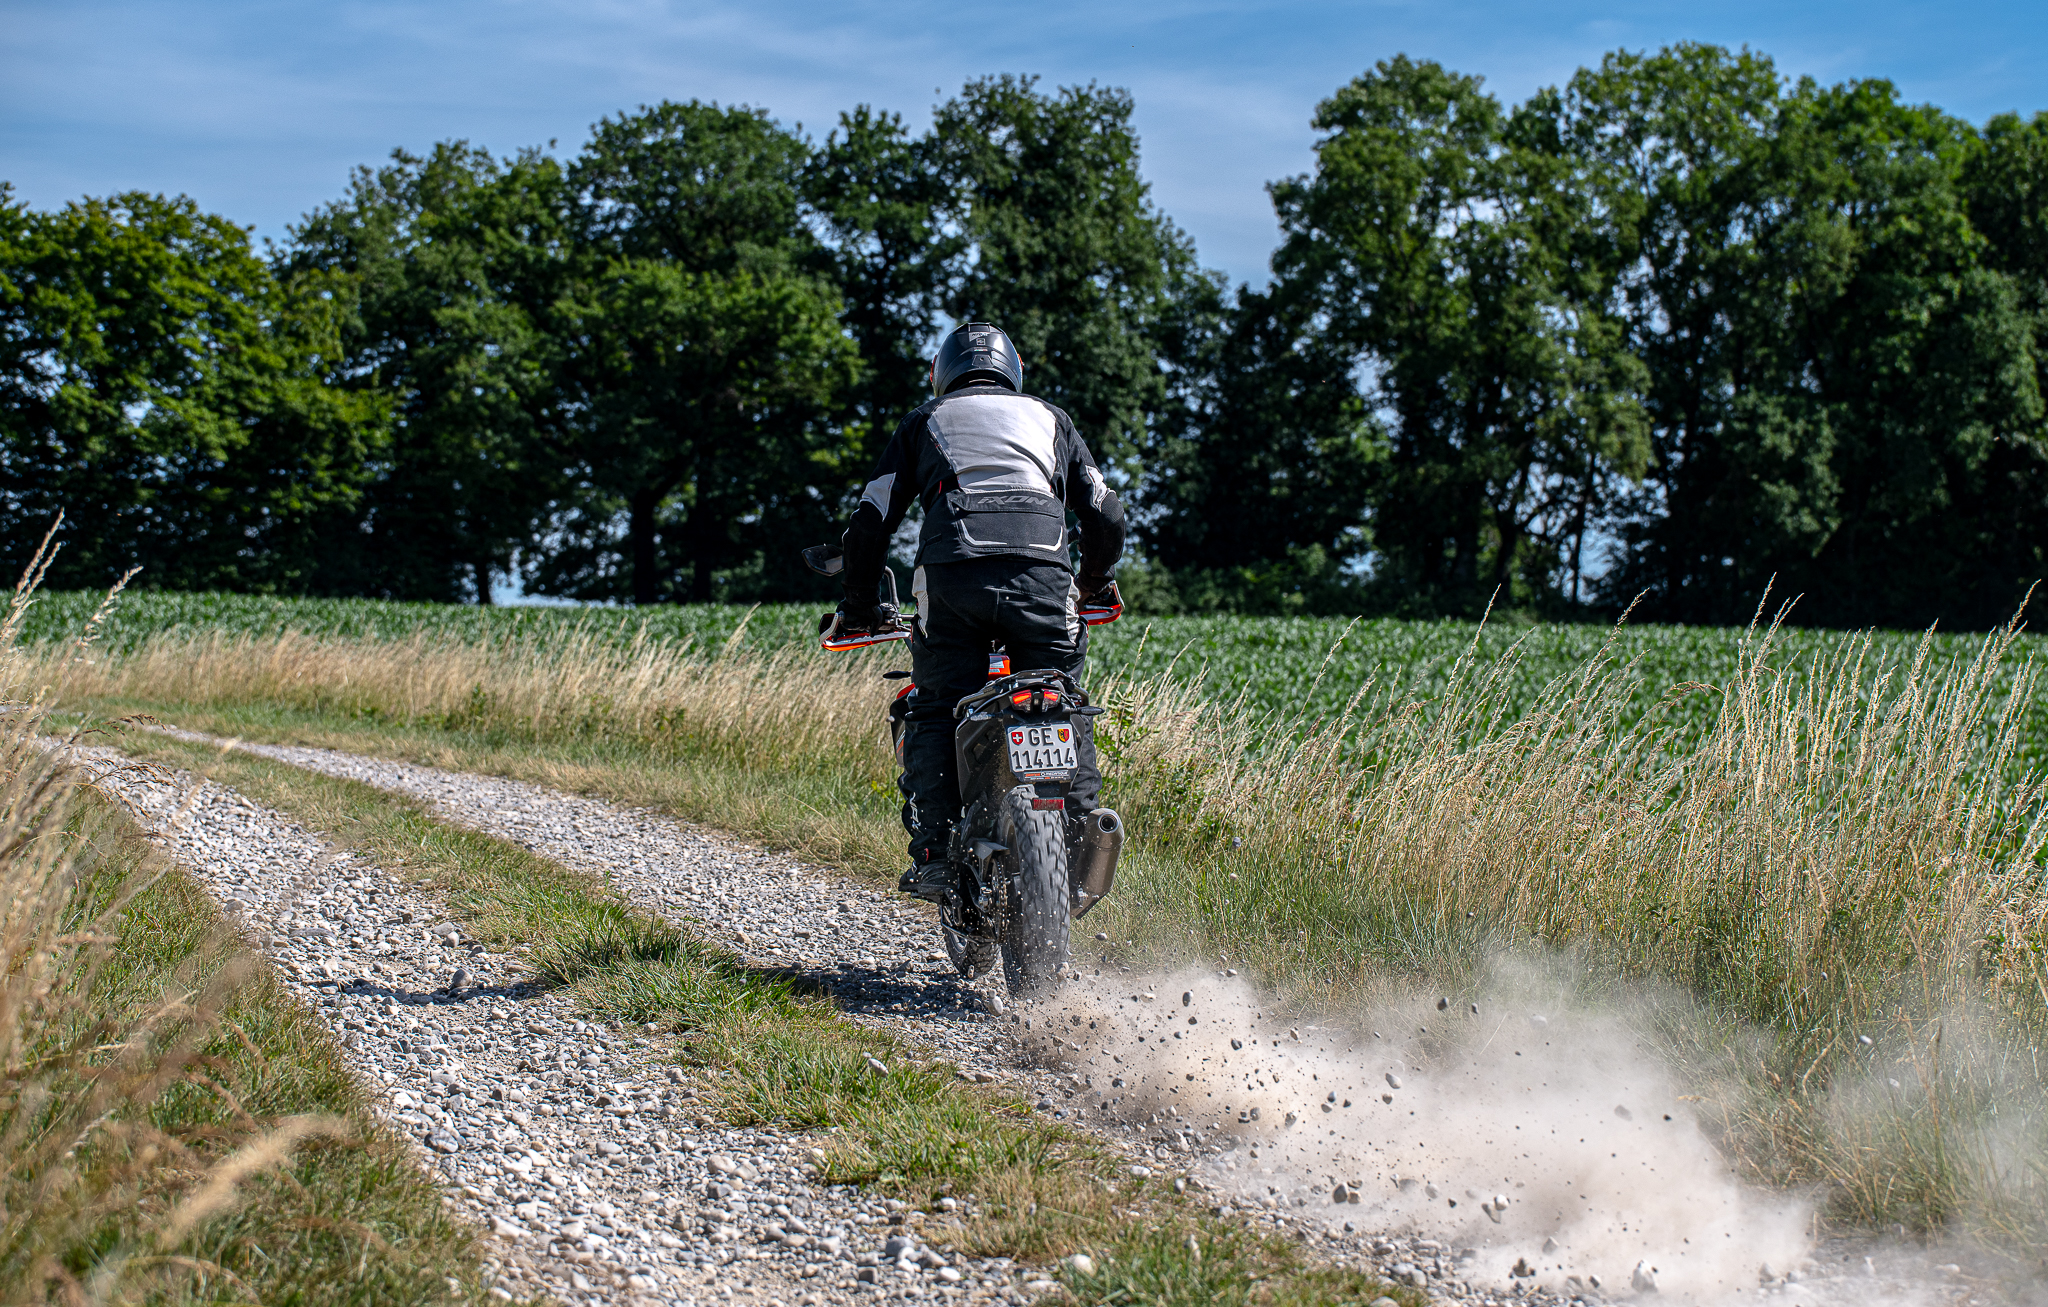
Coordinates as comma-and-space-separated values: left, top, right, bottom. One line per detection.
5, 0, 2046, 288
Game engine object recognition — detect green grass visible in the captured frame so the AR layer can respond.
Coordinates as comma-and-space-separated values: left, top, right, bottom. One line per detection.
97, 724, 1418, 1306
25, 590, 818, 655
35, 588, 2048, 768
4, 787, 487, 1306
43, 587, 2048, 1266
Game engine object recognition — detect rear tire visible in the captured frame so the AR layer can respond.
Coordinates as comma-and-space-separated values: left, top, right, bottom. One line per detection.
998, 785, 1071, 996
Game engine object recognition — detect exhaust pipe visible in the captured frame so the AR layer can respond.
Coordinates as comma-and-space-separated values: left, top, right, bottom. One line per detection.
1072, 808, 1123, 918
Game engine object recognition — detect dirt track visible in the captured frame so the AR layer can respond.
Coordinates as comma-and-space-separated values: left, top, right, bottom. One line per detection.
80, 732, 1990, 1307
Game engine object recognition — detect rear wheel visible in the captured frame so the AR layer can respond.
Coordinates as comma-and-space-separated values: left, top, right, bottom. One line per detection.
997, 785, 1070, 996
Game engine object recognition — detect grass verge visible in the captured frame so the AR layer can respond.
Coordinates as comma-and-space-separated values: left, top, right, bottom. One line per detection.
2, 534, 494, 1305
96, 724, 1420, 1307
3, 775, 486, 1306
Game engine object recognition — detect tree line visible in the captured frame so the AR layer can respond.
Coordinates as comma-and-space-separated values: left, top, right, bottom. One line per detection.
5, 45, 2048, 629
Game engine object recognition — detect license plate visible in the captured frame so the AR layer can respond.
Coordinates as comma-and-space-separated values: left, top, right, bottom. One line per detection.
1007, 722, 1077, 776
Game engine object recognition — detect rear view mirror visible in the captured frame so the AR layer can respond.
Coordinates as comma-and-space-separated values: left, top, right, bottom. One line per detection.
801, 545, 844, 577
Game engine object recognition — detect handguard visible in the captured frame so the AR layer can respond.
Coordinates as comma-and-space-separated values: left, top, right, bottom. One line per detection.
804, 541, 913, 650
1079, 580, 1124, 627
818, 607, 911, 651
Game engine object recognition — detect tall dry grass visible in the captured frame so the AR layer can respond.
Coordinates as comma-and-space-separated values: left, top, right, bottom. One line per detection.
1109, 602, 2046, 1018
0, 531, 372, 1304
59, 617, 886, 752
1096, 602, 2048, 1244
38, 596, 2048, 1248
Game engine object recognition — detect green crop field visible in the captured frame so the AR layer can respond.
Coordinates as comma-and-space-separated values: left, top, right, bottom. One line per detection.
26, 587, 2048, 770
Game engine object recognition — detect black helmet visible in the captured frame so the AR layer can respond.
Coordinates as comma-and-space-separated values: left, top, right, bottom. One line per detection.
930, 322, 1022, 396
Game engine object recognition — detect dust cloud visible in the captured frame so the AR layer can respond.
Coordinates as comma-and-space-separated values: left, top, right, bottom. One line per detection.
1024, 967, 1822, 1303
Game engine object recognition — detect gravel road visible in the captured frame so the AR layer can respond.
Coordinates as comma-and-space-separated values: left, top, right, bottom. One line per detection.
76, 734, 1999, 1307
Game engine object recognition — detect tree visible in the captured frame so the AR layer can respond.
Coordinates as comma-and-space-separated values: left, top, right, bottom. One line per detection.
933, 77, 1194, 474
1268, 57, 1651, 615
0, 187, 386, 591
1532, 46, 1781, 617
1955, 111, 2048, 620
804, 106, 961, 480
534, 261, 855, 603
281, 144, 571, 601
1137, 272, 1386, 613
534, 102, 859, 604
1580, 54, 2048, 628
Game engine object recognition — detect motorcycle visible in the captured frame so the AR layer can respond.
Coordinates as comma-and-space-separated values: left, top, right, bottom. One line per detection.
801, 545, 1127, 994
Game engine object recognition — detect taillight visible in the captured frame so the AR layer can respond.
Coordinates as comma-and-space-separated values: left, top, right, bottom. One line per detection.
1011, 690, 1031, 705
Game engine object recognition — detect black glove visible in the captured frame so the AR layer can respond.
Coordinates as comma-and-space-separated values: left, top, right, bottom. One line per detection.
1077, 574, 1114, 605
838, 597, 882, 631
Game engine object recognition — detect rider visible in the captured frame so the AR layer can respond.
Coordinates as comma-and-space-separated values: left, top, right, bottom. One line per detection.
835, 321, 1126, 901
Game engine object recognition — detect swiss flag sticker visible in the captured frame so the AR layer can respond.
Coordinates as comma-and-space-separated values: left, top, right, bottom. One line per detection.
1010, 730, 1024, 745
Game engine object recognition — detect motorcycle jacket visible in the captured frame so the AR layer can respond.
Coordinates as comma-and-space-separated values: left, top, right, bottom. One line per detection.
841, 380, 1125, 605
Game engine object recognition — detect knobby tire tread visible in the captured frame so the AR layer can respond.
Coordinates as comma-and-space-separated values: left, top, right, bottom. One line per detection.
998, 785, 1071, 995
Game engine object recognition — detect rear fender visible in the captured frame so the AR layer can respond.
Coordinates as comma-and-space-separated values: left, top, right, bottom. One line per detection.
953, 712, 1009, 800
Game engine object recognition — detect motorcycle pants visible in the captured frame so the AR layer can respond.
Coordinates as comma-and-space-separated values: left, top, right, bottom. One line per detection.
903, 557, 1101, 865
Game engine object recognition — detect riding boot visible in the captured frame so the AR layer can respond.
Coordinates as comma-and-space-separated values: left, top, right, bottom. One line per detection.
897, 846, 957, 902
